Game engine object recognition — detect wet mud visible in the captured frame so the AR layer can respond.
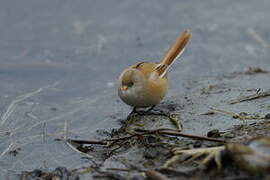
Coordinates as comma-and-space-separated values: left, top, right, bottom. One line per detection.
18, 68, 270, 180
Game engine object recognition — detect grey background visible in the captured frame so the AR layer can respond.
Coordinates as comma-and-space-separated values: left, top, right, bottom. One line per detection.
0, 0, 269, 178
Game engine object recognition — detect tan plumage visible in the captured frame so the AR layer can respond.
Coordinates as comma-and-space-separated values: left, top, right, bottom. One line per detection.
118, 30, 192, 108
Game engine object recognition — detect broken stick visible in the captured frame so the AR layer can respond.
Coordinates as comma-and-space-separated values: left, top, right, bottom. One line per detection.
229, 90, 270, 104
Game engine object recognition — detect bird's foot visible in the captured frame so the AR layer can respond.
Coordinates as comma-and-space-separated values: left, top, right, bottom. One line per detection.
126, 106, 182, 132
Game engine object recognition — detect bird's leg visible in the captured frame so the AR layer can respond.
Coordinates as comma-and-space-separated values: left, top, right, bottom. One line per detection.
126, 106, 155, 121
146, 105, 156, 113
135, 105, 156, 115
130, 107, 137, 116
132, 107, 137, 114
126, 107, 137, 120
118, 107, 137, 133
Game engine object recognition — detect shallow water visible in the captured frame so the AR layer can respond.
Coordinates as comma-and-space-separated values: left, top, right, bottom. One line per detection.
0, 0, 270, 178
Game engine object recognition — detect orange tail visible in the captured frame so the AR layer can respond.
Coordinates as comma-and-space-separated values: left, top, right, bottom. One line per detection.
156, 30, 192, 77
161, 30, 192, 66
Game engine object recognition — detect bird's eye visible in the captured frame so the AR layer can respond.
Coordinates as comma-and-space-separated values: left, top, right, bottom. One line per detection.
128, 82, 134, 87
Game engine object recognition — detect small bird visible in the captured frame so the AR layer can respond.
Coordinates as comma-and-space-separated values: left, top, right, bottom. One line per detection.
118, 30, 192, 113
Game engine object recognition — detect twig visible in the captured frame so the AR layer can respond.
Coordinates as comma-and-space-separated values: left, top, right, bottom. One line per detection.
172, 146, 224, 157
247, 28, 270, 48
0, 143, 13, 160
211, 108, 265, 120
134, 128, 226, 143
229, 90, 270, 104
67, 139, 107, 145
211, 108, 246, 120
106, 134, 138, 147
106, 168, 131, 172
149, 112, 182, 131
167, 113, 182, 131
0, 82, 59, 126
65, 128, 225, 159
66, 127, 225, 156
107, 142, 125, 157
164, 146, 225, 168
0, 88, 42, 126
65, 140, 95, 160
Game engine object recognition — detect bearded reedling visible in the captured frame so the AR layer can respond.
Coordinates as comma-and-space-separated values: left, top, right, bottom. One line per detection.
118, 30, 192, 113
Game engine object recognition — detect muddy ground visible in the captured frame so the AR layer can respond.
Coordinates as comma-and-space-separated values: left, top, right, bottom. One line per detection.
19, 68, 270, 179
1, 0, 270, 179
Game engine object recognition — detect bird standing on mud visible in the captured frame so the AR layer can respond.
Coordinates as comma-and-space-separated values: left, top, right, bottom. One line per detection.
118, 30, 192, 113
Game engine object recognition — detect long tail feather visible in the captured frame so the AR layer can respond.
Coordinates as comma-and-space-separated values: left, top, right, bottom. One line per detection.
157, 30, 192, 77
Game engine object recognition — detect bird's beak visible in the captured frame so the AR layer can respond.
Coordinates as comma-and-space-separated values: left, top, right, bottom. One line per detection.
121, 85, 128, 91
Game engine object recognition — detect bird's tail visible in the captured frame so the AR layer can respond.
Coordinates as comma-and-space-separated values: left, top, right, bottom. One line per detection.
157, 30, 192, 78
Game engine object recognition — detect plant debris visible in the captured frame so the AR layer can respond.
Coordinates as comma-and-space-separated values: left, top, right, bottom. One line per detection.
210, 108, 266, 121
20, 167, 79, 180
229, 90, 270, 104
15, 66, 270, 180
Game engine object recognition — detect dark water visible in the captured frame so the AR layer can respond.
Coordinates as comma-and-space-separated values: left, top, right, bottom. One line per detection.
0, 0, 269, 178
